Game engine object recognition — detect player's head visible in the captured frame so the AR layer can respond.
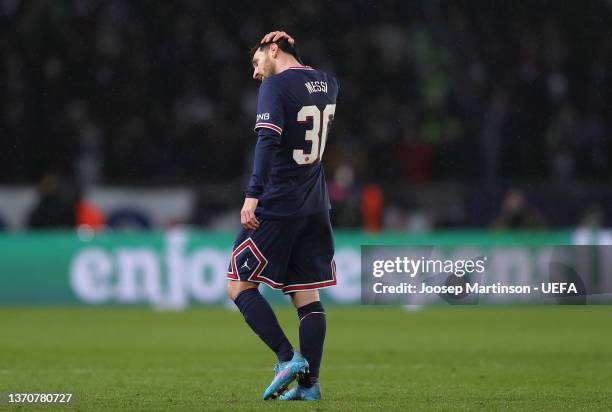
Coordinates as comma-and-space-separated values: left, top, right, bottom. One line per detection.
249, 38, 301, 81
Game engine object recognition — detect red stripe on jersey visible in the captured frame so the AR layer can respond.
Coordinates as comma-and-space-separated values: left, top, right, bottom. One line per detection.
288, 65, 314, 70
254, 122, 283, 134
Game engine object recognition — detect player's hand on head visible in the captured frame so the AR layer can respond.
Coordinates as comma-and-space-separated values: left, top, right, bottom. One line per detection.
261, 30, 295, 45
241, 197, 260, 230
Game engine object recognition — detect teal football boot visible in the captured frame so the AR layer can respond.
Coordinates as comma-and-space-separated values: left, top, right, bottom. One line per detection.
262, 352, 309, 400
279, 383, 322, 401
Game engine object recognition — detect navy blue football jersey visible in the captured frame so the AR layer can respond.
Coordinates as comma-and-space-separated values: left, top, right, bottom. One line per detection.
252, 66, 339, 219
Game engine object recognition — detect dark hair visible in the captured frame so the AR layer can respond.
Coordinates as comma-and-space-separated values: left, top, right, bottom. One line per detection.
249, 38, 302, 64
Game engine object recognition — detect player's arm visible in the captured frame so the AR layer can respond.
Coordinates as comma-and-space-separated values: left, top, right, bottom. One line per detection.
242, 79, 284, 230
241, 130, 280, 230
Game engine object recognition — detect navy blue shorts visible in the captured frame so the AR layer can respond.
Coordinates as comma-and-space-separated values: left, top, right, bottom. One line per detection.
227, 211, 337, 294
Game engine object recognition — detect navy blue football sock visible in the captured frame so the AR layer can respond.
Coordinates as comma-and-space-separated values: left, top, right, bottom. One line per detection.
233, 288, 293, 362
296, 301, 326, 388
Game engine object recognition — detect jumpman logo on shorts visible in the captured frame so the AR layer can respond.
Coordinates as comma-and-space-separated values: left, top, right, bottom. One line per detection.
241, 259, 251, 271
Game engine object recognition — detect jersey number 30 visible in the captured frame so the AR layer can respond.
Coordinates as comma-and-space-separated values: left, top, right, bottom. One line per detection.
293, 104, 336, 165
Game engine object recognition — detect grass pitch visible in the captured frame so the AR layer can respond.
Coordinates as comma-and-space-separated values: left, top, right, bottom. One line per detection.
1, 306, 611, 411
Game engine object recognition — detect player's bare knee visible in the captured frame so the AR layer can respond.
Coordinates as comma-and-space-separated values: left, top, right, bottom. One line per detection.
227, 281, 257, 301
227, 282, 242, 301
291, 290, 320, 308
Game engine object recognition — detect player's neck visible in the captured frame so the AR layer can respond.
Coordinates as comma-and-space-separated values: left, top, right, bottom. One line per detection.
274, 56, 303, 75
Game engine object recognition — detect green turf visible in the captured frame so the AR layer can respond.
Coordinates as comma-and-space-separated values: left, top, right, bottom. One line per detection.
1, 306, 611, 411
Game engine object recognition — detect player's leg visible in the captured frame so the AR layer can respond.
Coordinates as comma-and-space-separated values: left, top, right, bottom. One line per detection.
226, 221, 295, 364
279, 290, 325, 400
280, 211, 336, 401
226, 279, 258, 300
228, 280, 307, 400
227, 280, 294, 363
227, 220, 308, 399
295, 291, 326, 385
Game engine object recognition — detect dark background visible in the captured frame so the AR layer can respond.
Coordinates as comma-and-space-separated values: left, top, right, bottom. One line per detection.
1, 0, 611, 229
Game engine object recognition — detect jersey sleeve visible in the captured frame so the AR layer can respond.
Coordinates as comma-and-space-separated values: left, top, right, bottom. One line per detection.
253, 79, 284, 136
245, 129, 279, 198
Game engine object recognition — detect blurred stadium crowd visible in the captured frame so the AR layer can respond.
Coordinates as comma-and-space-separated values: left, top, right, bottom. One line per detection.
1, 0, 611, 230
